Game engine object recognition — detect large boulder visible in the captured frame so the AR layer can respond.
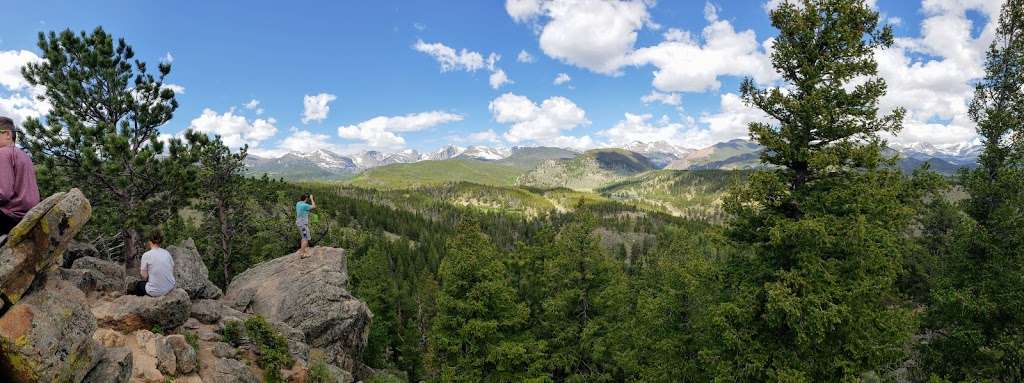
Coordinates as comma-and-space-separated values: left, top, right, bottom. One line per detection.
200, 357, 258, 383
0, 189, 91, 311
167, 238, 223, 299
190, 299, 225, 324
82, 346, 132, 383
0, 272, 101, 383
62, 240, 99, 268
91, 288, 191, 332
223, 247, 372, 370
70, 256, 125, 293
165, 334, 198, 375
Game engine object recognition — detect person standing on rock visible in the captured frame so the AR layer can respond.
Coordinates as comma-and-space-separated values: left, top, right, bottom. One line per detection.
0, 116, 40, 236
128, 229, 176, 297
296, 193, 316, 258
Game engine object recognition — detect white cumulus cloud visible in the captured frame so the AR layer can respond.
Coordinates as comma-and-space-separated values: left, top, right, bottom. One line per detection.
337, 111, 464, 150
629, 3, 777, 92
0, 50, 50, 125
302, 93, 337, 124
489, 92, 589, 145
507, 0, 653, 75
553, 73, 571, 85
517, 50, 536, 63
490, 69, 514, 89
599, 113, 689, 146
187, 108, 278, 150
641, 90, 681, 106
877, 0, 1002, 146
414, 39, 496, 72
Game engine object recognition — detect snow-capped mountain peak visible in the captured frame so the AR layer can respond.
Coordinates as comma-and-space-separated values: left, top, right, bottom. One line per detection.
460, 145, 511, 161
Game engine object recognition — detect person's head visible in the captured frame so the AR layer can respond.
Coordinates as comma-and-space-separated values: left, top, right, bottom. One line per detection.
147, 229, 164, 248
299, 194, 309, 202
0, 116, 17, 148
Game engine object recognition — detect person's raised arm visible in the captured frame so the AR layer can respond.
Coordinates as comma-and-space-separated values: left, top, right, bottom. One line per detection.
310, 194, 316, 209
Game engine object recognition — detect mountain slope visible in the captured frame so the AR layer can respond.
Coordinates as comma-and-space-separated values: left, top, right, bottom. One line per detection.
598, 169, 748, 222
667, 139, 764, 170
245, 150, 358, 181
517, 149, 657, 190
497, 146, 579, 170
346, 159, 525, 188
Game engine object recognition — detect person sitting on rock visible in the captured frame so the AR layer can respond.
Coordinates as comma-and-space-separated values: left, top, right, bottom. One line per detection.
0, 116, 40, 236
296, 193, 316, 258
128, 229, 176, 297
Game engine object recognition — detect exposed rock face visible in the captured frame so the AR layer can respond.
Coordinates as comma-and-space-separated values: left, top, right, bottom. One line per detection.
69, 256, 125, 293
92, 288, 191, 332
168, 239, 223, 300
0, 189, 91, 311
82, 346, 132, 383
190, 299, 225, 324
200, 357, 259, 383
0, 189, 95, 383
223, 247, 372, 370
0, 272, 101, 383
63, 240, 100, 268
166, 334, 198, 375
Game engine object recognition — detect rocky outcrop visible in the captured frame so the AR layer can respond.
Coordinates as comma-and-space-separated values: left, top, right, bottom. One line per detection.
92, 288, 191, 332
168, 239, 223, 300
0, 189, 91, 311
0, 189, 97, 383
0, 272, 101, 383
82, 346, 132, 383
67, 256, 125, 293
62, 240, 100, 268
200, 356, 258, 383
190, 299, 225, 324
223, 247, 372, 370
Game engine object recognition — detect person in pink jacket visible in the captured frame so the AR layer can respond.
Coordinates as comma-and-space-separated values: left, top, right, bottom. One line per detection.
0, 116, 40, 236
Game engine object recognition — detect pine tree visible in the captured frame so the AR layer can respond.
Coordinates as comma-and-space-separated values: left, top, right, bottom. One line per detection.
707, 0, 923, 380
429, 219, 546, 382
196, 137, 251, 286
20, 27, 205, 269
537, 216, 628, 382
922, 0, 1024, 379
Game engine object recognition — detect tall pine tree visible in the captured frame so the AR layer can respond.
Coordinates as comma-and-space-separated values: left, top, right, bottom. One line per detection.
196, 137, 250, 286
706, 0, 923, 380
922, 0, 1024, 379
429, 220, 546, 382
21, 27, 205, 269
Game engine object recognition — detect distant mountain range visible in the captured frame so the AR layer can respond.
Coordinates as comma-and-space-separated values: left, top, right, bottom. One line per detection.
244, 139, 982, 182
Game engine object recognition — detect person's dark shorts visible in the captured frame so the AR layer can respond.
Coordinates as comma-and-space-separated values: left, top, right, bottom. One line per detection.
0, 213, 21, 236
297, 222, 311, 241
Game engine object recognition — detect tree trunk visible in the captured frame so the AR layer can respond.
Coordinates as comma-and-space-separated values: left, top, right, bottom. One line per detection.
124, 228, 140, 275
217, 199, 232, 287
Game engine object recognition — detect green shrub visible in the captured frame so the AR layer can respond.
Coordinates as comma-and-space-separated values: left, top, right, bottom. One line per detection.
183, 331, 200, 352
221, 320, 243, 346
308, 360, 334, 383
151, 325, 164, 335
244, 316, 294, 383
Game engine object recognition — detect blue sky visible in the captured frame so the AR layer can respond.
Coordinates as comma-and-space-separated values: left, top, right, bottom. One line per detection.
0, 0, 1003, 156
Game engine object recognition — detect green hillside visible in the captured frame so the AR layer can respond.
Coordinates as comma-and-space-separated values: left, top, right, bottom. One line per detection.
668, 139, 763, 170
598, 169, 749, 222
497, 146, 579, 170
517, 148, 657, 190
346, 159, 525, 188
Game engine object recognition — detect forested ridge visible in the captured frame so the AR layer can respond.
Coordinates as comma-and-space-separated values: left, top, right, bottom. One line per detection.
17, 0, 1024, 381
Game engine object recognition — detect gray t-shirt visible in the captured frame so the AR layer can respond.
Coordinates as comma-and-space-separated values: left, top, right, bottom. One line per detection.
141, 248, 176, 296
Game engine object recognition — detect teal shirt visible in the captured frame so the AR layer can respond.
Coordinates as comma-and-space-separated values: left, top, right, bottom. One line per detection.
296, 201, 313, 224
